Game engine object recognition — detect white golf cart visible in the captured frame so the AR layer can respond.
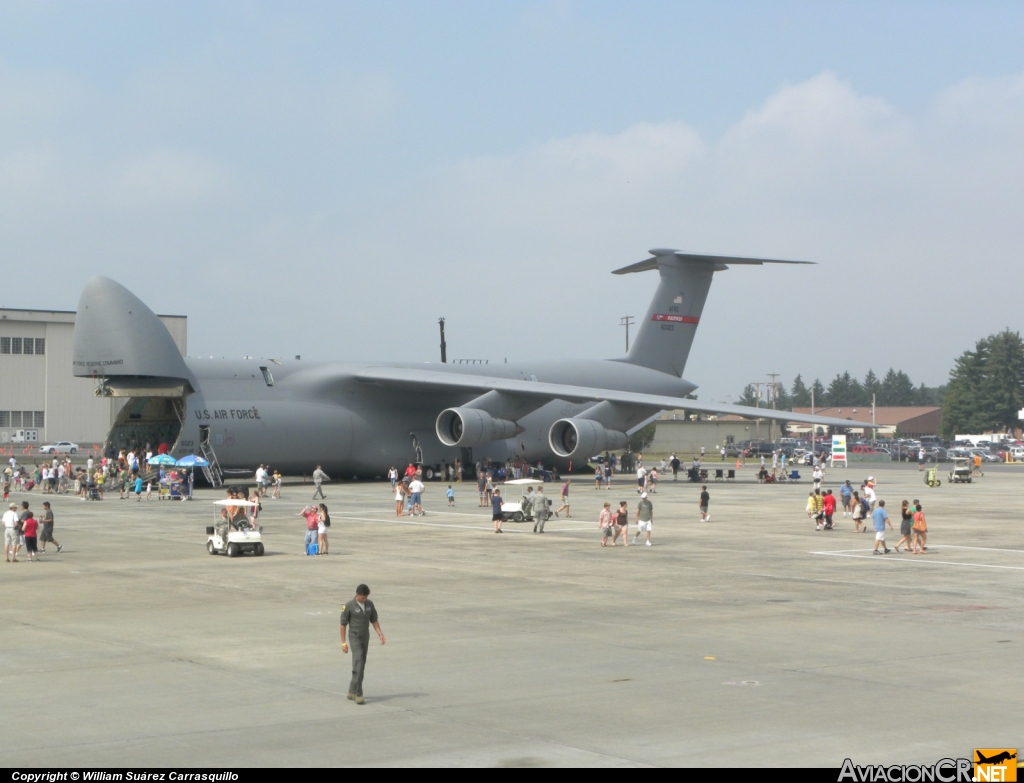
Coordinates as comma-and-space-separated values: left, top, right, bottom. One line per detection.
948, 457, 973, 484
499, 477, 545, 522
207, 499, 264, 557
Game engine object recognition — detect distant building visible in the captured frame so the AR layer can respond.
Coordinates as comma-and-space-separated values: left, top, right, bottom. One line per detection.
0, 308, 186, 445
789, 406, 942, 438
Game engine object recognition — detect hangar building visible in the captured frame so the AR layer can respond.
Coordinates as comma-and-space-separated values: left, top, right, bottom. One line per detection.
0, 307, 187, 447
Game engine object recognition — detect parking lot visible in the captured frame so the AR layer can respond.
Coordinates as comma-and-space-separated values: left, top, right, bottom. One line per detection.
2, 462, 1022, 767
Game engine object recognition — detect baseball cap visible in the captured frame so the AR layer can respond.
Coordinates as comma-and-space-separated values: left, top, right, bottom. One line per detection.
867, 476, 875, 482
641, 492, 648, 498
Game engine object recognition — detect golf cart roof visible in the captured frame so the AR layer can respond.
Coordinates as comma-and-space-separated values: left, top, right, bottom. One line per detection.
503, 478, 544, 486
213, 499, 259, 507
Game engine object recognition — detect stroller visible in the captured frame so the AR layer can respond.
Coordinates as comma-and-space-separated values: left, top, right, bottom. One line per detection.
86, 480, 102, 500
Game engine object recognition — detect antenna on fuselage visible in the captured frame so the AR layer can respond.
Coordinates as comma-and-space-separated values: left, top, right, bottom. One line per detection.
439, 317, 447, 363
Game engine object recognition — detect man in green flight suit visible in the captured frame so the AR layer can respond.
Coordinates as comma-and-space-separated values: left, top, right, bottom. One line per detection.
340, 583, 386, 704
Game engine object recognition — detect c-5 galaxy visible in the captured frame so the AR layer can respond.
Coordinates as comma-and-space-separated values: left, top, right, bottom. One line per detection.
72, 249, 862, 482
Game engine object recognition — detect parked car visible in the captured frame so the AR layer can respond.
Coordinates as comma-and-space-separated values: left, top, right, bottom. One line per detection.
970, 448, 1002, 463
39, 441, 80, 454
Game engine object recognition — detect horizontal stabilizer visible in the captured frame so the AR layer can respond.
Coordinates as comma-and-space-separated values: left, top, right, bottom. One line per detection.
613, 249, 813, 275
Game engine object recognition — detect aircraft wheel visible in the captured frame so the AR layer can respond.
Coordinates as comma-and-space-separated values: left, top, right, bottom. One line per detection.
512, 512, 524, 522
227, 543, 239, 558
207, 540, 216, 555
254, 543, 265, 557
424, 467, 435, 480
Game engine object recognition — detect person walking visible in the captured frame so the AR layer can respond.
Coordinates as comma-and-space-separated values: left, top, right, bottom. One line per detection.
408, 476, 425, 516
612, 500, 630, 546
594, 464, 603, 490
912, 502, 928, 553
852, 491, 869, 533
810, 489, 825, 530
388, 466, 398, 489
894, 500, 914, 553
636, 465, 646, 494
272, 470, 282, 499
598, 502, 614, 546
477, 472, 487, 507
555, 479, 571, 517
918, 447, 926, 471
394, 482, 406, 516
312, 465, 329, 500
300, 505, 319, 555
21, 511, 40, 562
822, 489, 836, 530
339, 584, 385, 705
37, 501, 62, 553
670, 453, 680, 480
633, 492, 653, 546
317, 503, 330, 556
446, 485, 455, 507
4, 502, 21, 562
840, 480, 854, 517
491, 488, 504, 533
699, 485, 710, 522
871, 499, 893, 555
532, 487, 550, 533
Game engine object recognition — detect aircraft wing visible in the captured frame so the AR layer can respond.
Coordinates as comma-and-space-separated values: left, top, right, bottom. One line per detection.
354, 367, 874, 429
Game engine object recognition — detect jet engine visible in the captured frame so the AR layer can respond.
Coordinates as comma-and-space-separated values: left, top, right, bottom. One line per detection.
436, 407, 519, 448
549, 418, 628, 459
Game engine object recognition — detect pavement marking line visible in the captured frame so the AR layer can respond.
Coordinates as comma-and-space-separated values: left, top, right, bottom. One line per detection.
810, 551, 1024, 571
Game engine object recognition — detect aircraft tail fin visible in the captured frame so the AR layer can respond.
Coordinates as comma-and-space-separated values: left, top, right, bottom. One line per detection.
73, 277, 194, 395
612, 249, 812, 377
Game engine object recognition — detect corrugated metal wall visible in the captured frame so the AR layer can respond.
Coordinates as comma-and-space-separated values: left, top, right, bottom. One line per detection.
0, 310, 186, 444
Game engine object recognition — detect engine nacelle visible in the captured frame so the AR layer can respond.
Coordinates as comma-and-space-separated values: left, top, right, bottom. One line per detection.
436, 407, 518, 447
548, 418, 628, 459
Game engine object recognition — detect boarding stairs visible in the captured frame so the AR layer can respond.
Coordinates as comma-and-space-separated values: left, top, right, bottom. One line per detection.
199, 437, 224, 488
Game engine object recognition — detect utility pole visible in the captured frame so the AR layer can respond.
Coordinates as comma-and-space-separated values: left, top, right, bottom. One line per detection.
752, 381, 766, 441
438, 317, 447, 363
871, 393, 876, 443
767, 372, 780, 442
811, 387, 815, 448
620, 316, 635, 352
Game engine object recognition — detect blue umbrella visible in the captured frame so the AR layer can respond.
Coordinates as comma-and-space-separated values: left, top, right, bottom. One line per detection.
147, 453, 178, 465
176, 454, 210, 467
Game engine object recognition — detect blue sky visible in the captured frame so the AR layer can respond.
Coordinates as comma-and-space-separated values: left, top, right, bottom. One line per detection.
2, 2, 1023, 401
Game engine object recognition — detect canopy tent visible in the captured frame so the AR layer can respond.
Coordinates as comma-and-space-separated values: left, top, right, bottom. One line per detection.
176, 454, 210, 467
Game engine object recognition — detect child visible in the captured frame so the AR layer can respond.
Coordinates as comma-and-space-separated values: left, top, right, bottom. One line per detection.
446, 485, 455, 506
145, 481, 152, 500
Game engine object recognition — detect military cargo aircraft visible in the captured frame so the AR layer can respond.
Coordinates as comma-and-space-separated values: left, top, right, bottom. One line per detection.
72, 249, 864, 482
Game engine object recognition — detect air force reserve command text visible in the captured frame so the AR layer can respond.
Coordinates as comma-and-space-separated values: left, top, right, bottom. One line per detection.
10, 774, 240, 782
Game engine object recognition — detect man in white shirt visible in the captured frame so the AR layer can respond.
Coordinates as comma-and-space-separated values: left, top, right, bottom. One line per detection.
863, 479, 877, 511
408, 478, 425, 516
4, 503, 22, 562
636, 466, 646, 494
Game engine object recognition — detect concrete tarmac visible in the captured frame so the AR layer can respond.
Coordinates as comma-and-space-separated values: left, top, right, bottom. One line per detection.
1, 463, 1022, 767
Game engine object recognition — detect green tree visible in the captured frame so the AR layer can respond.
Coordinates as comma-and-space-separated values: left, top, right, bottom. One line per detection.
879, 368, 916, 406
941, 329, 1024, 437
772, 381, 792, 411
737, 383, 760, 407
811, 378, 826, 406
825, 373, 850, 406
791, 375, 811, 408
863, 369, 880, 401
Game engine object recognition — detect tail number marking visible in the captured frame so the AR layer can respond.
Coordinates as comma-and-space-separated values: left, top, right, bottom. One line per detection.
652, 314, 699, 324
